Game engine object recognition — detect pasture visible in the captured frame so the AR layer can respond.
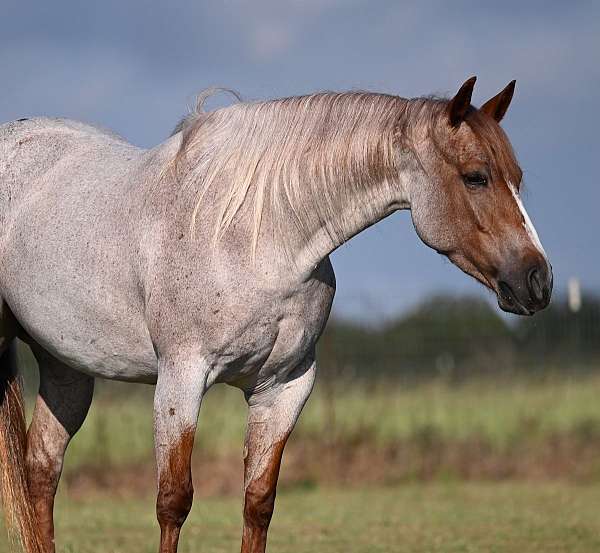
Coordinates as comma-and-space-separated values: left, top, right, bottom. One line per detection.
56, 372, 600, 485
3, 370, 600, 551
2, 483, 600, 552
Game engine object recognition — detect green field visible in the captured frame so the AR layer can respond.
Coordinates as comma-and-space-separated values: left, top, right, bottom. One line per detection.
2, 483, 600, 552
55, 373, 600, 483
1, 373, 599, 551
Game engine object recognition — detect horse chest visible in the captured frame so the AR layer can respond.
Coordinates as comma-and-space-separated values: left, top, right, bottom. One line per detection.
204, 264, 336, 388
208, 306, 323, 387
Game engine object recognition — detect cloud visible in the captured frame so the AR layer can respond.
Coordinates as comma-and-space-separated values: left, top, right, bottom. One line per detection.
214, 0, 347, 61
0, 0, 598, 314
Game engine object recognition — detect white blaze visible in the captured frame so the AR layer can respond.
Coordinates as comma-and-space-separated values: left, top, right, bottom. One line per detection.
507, 181, 548, 259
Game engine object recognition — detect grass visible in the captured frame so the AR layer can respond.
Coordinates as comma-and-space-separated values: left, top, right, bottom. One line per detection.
2, 482, 600, 552
59, 372, 600, 476
4, 371, 599, 550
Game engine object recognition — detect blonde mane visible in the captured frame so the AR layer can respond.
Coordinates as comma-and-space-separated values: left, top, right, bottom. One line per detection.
170, 91, 409, 258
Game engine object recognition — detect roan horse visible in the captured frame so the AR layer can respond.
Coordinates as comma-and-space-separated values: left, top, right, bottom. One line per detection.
0, 76, 551, 553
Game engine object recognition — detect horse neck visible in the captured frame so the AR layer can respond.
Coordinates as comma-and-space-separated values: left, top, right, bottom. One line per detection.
164, 93, 430, 280
265, 149, 418, 279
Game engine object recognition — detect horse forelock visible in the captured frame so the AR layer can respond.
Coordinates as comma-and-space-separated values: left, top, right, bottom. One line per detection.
463, 108, 522, 188
399, 97, 522, 187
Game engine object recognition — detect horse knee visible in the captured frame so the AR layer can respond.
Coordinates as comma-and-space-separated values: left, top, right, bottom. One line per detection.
244, 481, 276, 530
25, 450, 58, 501
157, 477, 194, 528
26, 411, 67, 503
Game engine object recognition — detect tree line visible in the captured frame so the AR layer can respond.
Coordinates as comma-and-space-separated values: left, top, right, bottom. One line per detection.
318, 292, 600, 379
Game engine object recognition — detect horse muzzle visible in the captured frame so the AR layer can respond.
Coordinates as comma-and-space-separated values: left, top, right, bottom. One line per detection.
496, 259, 553, 316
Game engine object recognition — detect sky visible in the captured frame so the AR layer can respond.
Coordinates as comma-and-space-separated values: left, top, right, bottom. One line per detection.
1, 1, 598, 319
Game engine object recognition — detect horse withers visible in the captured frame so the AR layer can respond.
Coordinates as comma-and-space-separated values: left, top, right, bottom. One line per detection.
0, 76, 551, 553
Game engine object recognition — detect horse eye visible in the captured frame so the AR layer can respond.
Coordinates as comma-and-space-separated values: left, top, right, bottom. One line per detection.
463, 172, 488, 188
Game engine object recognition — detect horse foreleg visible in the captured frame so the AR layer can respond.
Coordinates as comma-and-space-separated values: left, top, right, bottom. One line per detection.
154, 355, 207, 553
26, 348, 94, 553
241, 358, 316, 553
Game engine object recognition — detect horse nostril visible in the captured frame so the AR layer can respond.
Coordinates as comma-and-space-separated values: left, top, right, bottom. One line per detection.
498, 281, 515, 306
528, 268, 544, 303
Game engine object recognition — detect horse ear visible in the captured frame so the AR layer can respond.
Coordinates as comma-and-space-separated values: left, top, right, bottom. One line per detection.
447, 76, 477, 127
480, 80, 516, 122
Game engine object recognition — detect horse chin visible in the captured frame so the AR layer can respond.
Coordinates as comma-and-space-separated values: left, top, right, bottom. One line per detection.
496, 290, 534, 316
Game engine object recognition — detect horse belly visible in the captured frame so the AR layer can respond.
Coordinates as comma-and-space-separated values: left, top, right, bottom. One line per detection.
0, 240, 158, 382
15, 295, 157, 382
9, 281, 157, 382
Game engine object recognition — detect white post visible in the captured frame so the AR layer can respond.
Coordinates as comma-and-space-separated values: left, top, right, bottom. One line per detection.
568, 277, 581, 313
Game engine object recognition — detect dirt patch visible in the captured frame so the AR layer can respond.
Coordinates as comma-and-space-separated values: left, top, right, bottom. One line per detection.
64, 431, 600, 499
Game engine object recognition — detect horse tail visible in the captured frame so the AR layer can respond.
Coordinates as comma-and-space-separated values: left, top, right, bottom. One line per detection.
0, 341, 43, 553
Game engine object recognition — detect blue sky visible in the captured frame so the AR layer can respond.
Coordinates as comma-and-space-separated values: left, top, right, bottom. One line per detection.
1, 1, 597, 319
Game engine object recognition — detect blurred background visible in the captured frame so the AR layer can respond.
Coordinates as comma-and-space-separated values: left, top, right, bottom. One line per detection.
1, 1, 599, 551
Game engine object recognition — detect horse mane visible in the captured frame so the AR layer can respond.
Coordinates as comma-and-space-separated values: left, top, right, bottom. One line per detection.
169, 90, 407, 257
168, 88, 520, 258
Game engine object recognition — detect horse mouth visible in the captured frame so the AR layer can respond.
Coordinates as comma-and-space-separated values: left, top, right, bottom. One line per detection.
496, 281, 533, 316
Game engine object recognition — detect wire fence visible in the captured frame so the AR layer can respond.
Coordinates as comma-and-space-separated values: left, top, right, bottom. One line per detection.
318, 285, 600, 381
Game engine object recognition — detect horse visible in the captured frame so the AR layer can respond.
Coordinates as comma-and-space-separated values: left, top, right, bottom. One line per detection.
0, 76, 552, 553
